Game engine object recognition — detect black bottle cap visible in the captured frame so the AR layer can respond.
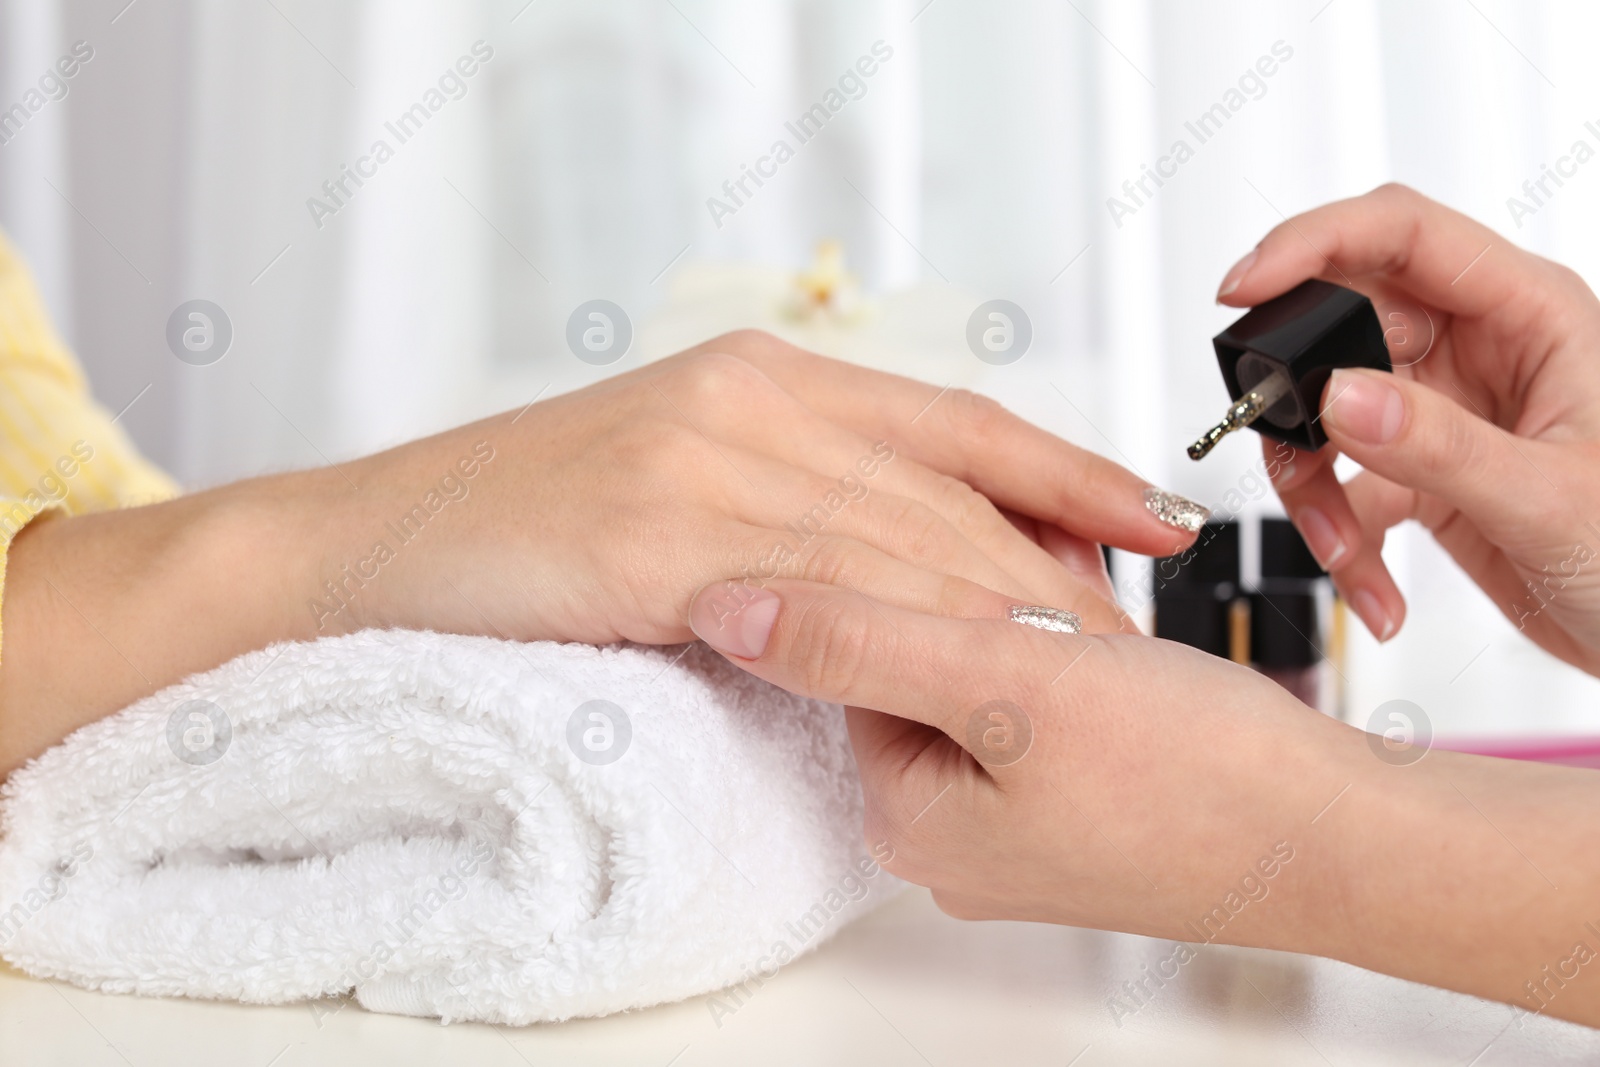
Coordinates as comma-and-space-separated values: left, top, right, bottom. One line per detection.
1153, 521, 1239, 589
1260, 517, 1326, 581
1212, 279, 1390, 451
1249, 585, 1320, 668
1154, 586, 1234, 658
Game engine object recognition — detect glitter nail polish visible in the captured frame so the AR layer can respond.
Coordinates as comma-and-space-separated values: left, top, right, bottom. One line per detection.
1009, 605, 1081, 634
1143, 488, 1208, 534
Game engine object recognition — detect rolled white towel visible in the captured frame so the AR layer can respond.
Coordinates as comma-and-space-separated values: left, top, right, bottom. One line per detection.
0, 630, 899, 1024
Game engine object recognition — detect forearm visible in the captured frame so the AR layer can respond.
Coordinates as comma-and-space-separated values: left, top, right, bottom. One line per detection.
0, 417, 527, 776
1280, 729, 1600, 1026
0, 469, 342, 776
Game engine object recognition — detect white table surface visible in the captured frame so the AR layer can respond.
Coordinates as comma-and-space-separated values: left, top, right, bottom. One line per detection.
4, 887, 1597, 1066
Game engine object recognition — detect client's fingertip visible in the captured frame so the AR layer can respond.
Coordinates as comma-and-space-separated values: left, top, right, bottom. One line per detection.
1008, 605, 1082, 634
690, 582, 781, 658
1142, 487, 1208, 536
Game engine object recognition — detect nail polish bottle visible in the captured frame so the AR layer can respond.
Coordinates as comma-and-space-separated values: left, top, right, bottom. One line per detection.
1189, 279, 1391, 461
1250, 518, 1335, 713
1153, 521, 1248, 665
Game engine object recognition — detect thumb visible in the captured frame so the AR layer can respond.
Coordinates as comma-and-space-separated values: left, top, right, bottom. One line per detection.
1319, 369, 1560, 538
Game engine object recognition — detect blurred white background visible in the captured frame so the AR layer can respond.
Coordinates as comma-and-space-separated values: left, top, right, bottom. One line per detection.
1, 0, 1597, 739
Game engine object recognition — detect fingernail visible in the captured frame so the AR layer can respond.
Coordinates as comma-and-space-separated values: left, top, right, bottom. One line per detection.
690, 585, 780, 658
1294, 506, 1346, 568
1009, 605, 1081, 634
1215, 248, 1258, 300
1272, 461, 1296, 485
1143, 487, 1208, 533
1324, 370, 1404, 445
1349, 588, 1396, 642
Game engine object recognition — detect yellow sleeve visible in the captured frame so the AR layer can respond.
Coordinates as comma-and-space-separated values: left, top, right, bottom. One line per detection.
0, 229, 181, 654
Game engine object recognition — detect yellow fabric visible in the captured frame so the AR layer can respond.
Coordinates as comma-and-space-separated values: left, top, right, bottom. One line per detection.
0, 229, 179, 653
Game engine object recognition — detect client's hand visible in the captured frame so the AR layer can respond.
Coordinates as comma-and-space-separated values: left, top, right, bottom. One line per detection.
344, 331, 1198, 644
691, 578, 1600, 1027
1, 331, 1200, 772
1219, 184, 1600, 671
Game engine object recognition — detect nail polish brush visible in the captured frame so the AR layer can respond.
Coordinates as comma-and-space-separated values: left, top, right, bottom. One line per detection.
1189, 279, 1392, 461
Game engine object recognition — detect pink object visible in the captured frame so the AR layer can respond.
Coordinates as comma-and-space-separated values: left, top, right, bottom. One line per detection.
1434, 736, 1600, 770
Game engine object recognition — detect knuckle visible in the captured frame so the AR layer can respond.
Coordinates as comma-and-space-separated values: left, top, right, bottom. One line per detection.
673, 350, 767, 406
933, 474, 999, 536
943, 388, 1006, 445
1548, 261, 1591, 301
797, 536, 859, 587
633, 418, 702, 468
1409, 402, 1480, 483
891, 499, 955, 565
1519, 474, 1573, 532
784, 595, 869, 700
702, 328, 788, 360
1369, 181, 1420, 212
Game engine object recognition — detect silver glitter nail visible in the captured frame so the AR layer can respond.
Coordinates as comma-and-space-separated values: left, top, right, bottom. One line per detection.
1143, 487, 1208, 533
1009, 605, 1082, 634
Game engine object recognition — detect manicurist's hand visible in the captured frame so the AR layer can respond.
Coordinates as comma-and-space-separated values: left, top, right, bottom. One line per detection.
691, 577, 1600, 1026
1220, 184, 1600, 670
0, 330, 1200, 773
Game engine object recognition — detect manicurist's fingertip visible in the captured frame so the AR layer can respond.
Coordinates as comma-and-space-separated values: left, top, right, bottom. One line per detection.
1215, 248, 1259, 302
690, 583, 780, 658
1322, 369, 1405, 446
1349, 587, 1398, 643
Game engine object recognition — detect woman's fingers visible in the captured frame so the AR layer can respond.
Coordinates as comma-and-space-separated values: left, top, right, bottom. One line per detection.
854, 458, 1129, 629
688, 577, 1085, 748
705, 526, 1020, 640
1217, 182, 1553, 320
1261, 438, 1330, 496
1340, 469, 1575, 643
1036, 524, 1115, 603
728, 448, 1028, 601
691, 332, 1205, 556
862, 458, 1127, 625
720, 524, 1017, 627
1319, 368, 1568, 547
652, 361, 1130, 629
1270, 440, 1407, 640
1267, 364, 1581, 640
1337, 469, 1418, 614
724, 450, 1126, 632
994, 505, 1116, 602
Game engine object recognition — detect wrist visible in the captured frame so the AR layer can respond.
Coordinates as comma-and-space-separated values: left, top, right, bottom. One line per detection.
0, 473, 338, 771
1172, 701, 1377, 959
300, 429, 517, 639
1294, 733, 1600, 1024
197, 468, 360, 642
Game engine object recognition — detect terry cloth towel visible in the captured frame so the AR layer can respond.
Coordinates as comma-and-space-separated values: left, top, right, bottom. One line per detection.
0, 630, 900, 1024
